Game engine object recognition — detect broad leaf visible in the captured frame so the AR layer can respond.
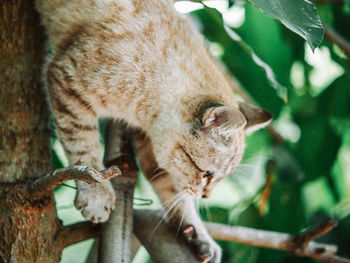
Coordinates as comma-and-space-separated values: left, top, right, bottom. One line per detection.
249, 0, 324, 51
204, 5, 288, 102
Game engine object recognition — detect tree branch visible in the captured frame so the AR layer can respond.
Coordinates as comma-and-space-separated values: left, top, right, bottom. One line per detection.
86, 235, 141, 263
290, 218, 338, 252
98, 120, 138, 263
324, 25, 350, 58
133, 209, 200, 263
55, 222, 100, 250
58, 209, 349, 263
132, 210, 350, 263
27, 165, 121, 199
205, 219, 350, 263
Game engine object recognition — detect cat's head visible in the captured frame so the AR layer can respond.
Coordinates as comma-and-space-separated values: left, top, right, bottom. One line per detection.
153, 100, 272, 198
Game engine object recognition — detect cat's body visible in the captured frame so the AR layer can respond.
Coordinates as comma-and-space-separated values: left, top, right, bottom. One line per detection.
36, 0, 271, 261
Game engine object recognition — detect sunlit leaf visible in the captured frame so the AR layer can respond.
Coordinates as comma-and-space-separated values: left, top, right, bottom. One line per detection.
204, 5, 288, 102
224, 25, 288, 102
248, 0, 324, 51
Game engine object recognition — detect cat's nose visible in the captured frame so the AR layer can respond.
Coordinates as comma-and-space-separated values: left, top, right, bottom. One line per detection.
202, 194, 209, 198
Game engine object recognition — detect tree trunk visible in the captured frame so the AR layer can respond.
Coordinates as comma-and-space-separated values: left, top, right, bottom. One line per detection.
0, 0, 62, 261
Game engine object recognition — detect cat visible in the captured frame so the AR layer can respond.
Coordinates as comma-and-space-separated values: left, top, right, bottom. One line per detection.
35, 0, 272, 261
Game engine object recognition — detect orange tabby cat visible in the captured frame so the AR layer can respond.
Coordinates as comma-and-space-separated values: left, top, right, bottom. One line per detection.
36, 0, 271, 261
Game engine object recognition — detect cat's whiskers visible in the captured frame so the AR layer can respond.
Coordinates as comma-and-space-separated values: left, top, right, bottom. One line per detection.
152, 165, 163, 174
236, 163, 257, 169
240, 155, 268, 164
162, 191, 184, 208
151, 191, 186, 235
176, 208, 186, 236
194, 198, 199, 211
149, 170, 167, 182
231, 159, 264, 180
230, 169, 248, 180
204, 200, 212, 221
231, 162, 256, 176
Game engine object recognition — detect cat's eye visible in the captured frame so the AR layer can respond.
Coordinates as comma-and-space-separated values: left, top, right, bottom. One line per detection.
202, 171, 214, 178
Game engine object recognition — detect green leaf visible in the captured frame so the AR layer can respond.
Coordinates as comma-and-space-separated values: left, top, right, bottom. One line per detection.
318, 76, 350, 119
203, 5, 288, 102
294, 116, 342, 182
224, 25, 288, 102
248, 0, 324, 51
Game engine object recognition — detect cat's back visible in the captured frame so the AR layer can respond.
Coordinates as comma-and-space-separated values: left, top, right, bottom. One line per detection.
39, 0, 236, 122
35, 0, 175, 52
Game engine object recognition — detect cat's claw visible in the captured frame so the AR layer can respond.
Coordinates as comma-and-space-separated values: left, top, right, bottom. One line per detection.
192, 240, 221, 263
75, 181, 116, 223
183, 225, 222, 263
188, 239, 221, 263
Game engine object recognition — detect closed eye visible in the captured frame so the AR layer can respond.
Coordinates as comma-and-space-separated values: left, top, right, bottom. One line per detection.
179, 145, 204, 173
202, 171, 214, 178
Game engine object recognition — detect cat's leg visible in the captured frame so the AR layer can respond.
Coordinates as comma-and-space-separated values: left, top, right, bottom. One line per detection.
154, 181, 221, 263
46, 62, 115, 223
132, 131, 221, 263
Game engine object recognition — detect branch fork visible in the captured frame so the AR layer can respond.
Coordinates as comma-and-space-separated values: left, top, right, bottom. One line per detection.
287, 218, 338, 254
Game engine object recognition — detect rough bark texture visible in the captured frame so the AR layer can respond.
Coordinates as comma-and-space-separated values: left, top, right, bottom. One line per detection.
0, 1, 61, 262
0, 184, 61, 263
99, 121, 138, 263
133, 210, 200, 263
0, 0, 51, 182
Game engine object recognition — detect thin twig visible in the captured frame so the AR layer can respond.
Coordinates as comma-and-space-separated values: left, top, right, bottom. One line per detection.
205, 222, 336, 253
27, 165, 121, 199
290, 218, 338, 251
55, 222, 100, 250
205, 219, 350, 263
324, 25, 350, 58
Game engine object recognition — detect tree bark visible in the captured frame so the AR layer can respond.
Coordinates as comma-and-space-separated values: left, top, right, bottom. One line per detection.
99, 121, 138, 263
0, 0, 51, 182
0, 1, 60, 262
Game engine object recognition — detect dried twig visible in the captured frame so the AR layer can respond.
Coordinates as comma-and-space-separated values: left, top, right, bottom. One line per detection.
28, 165, 121, 199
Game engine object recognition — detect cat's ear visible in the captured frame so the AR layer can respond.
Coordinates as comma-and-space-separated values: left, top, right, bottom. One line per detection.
202, 106, 247, 131
238, 102, 272, 134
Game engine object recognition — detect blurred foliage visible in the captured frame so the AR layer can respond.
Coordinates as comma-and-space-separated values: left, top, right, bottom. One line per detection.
191, 0, 350, 262
54, 0, 350, 262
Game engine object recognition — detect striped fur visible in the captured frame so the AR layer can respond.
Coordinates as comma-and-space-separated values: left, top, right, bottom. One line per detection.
36, 0, 271, 260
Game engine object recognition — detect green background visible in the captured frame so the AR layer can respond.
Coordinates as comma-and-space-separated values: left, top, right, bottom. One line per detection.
53, 1, 350, 262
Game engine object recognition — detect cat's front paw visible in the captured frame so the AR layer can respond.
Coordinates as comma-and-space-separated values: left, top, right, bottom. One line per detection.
75, 180, 116, 223
183, 225, 222, 263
